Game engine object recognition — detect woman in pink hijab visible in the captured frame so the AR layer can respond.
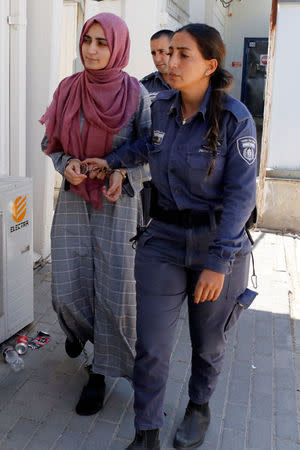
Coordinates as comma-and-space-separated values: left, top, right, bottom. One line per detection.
40, 12, 151, 416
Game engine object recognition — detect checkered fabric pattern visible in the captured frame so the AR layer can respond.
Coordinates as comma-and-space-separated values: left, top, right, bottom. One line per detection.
45, 84, 151, 378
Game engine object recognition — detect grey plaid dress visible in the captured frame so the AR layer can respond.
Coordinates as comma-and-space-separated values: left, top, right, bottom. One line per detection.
43, 85, 151, 378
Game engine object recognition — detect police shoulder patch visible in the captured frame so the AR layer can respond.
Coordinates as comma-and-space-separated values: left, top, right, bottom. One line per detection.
149, 92, 159, 102
237, 136, 257, 165
152, 130, 165, 145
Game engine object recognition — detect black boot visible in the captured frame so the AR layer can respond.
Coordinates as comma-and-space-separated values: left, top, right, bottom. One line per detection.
65, 337, 84, 358
173, 401, 210, 449
75, 372, 106, 415
126, 429, 160, 449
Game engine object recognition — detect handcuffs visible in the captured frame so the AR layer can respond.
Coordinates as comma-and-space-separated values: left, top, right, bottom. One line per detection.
79, 163, 126, 179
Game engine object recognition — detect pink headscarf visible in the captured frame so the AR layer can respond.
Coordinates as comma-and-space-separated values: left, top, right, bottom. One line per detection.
40, 13, 140, 209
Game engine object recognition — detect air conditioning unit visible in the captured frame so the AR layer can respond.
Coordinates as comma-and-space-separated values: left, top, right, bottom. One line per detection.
0, 177, 34, 344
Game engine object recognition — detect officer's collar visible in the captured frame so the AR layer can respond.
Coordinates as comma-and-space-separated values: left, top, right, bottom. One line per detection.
155, 71, 171, 89
168, 84, 212, 120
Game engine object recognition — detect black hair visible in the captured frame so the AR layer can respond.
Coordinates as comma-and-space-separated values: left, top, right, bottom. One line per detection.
150, 29, 174, 41
175, 23, 233, 176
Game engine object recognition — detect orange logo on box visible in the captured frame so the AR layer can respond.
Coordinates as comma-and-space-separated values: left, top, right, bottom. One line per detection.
12, 196, 27, 223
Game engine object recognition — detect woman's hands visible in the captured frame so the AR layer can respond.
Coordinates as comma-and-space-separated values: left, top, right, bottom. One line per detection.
82, 157, 126, 202
102, 170, 126, 203
194, 269, 225, 304
64, 159, 87, 185
65, 157, 125, 202
82, 157, 109, 180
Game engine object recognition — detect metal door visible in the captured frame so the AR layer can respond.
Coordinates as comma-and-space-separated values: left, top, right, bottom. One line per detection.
241, 38, 268, 117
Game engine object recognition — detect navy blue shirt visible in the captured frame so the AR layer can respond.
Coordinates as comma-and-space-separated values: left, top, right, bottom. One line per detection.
140, 71, 171, 101
106, 87, 257, 274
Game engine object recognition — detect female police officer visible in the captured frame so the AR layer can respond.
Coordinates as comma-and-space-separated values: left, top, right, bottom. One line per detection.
83, 23, 257, 449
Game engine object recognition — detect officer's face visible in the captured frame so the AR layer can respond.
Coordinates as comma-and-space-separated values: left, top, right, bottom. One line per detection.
82, 23, 111, 70
168, 31, 217, 91
150, 36, 170, 74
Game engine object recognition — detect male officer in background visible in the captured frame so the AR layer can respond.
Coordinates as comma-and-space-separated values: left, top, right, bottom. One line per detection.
140, 29, 173, 100
140, 30, 173, 225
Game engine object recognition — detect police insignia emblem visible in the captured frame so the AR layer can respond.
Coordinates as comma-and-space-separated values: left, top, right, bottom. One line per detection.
237, 136, 257, 165
152, 130, 165, 145
149, 92, 159, 101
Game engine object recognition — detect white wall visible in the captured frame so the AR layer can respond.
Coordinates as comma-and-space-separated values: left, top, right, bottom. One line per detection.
0, 0, 26, 177
267, 3, 300, 170
189, 0, 206, 22
83, 0, 156, 79
85, 0, 122, 18
9, 0, 27, 177
59, 1, 78, 82
123, 0, 163, 78
0, 0, 10, 176
224, 0, 271, 99
26, 0, 63, 258
84, 0, 190, 80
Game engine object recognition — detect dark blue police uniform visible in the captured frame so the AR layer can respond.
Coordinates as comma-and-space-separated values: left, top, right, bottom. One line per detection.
140, 71, 171, 101
106, 86, 258, 430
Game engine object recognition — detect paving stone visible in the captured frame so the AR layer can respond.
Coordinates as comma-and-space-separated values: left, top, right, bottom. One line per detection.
0, 412, 19, 436
171, 341, 192, 364
1, 231, 300, 450
255, 316, 273, 339
109, 438, 130, 450
274, 367, 296, 391
275, 438, 300, 450
209, 388, 227, 418
228, 379, 250, 405
1, 418, 39, 449
96, 377, 133, 424
234, 341, 253, 362
25, 438, 56, 450
236, 317, 254, 344
65, 412, 97, 434
18, 395, 55, 422
254, 336, 273, 356
223, 402, 248, 431
80, 422, 117, 450
220, 428, 245, 450
247, 418, 272, 449
160, 379, 186, 444
29, 423, 65, 445
116, 400, 135, 440
275, 389, 298, 415
230, 360, 252, 383
200, 414, 221, 448
274, 349, 294, 370
169, 359, 190, 383
53, 430, 88, 449
274, 316, 293, 350
250, 391, 272, 421
252, 372, 273, 396
252, 353, 272, 375
275, 413, 300, 441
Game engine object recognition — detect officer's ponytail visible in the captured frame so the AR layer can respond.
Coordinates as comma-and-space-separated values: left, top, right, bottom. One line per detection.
175, 23, 233, 176
206, 66, 233, 175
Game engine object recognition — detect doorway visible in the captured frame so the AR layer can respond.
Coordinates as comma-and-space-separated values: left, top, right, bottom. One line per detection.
241, 37, 268, 174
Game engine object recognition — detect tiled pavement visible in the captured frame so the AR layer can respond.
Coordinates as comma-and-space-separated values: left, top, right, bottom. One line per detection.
0, 231, 300, 450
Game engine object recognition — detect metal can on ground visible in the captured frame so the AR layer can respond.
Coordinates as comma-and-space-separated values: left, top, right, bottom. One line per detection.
15, 335, 29, 355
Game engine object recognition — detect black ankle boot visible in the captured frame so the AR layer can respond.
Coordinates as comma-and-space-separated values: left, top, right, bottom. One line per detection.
173, 401, 210, 449
75, 372, 106, 415
65, 337, 84, 358
126, 429, 160, 449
